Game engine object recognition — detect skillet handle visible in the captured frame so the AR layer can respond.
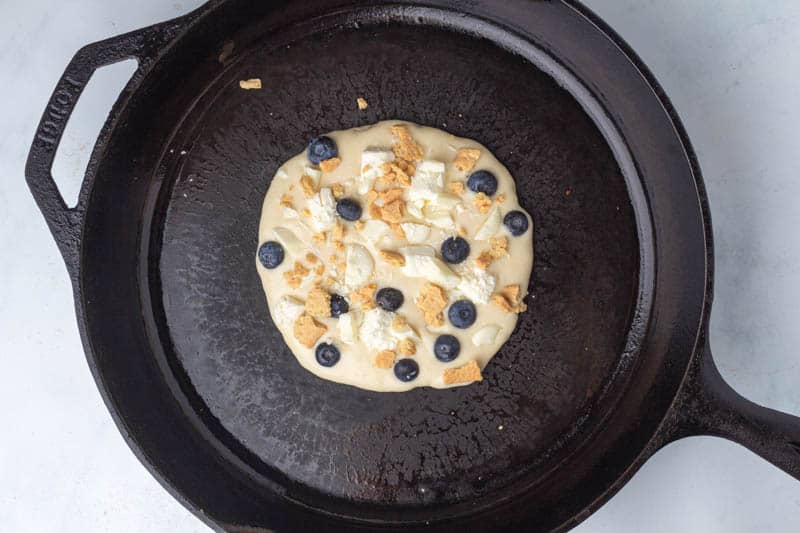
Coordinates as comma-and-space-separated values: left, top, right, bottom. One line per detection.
24, 19, 186, 276
666, 337, 800, 480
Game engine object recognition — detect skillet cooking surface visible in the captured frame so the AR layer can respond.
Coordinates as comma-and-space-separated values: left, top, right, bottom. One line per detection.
154, 16, 640, 508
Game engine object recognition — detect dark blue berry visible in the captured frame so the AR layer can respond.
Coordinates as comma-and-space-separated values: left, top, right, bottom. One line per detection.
440, 237, 470, 264
330, 294, 349, 318
448, 300, 477, 329
336, 198, 362, 221
434, 335, 461, 362
315, 343, 340, 367
307, 136, 338, 164
467, 170, 498, 196
394, 358, 419, 382
376, 287, 404, 312
503, 210, 529, 236
258, 241, 284, 269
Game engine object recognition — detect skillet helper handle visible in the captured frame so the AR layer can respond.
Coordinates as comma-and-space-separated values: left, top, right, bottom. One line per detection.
669, 338, 800, 480
24, 21, 184, 274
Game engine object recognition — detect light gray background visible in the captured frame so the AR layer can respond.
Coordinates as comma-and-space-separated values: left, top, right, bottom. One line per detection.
1, 1, 799, 531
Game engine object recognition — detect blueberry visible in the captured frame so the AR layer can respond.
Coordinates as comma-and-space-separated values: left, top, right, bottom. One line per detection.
376, 287, 404, 311
330, 294, 349, 318
394, 358, 419, 382
440, 237, 470, 264
448, 300, 477, 329
467, 170, 498, 196
336, 198, 362, 221
307, 136, 338, 164
434, 335, 461, 362
257, 241, 284, 269
503, 210, 529, 236
315, 343, 340, 367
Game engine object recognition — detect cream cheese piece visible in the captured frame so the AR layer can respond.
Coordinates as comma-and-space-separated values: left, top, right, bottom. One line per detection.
359, 308, 397, 351
274, 295, 305, 328
457, 267, 496, 304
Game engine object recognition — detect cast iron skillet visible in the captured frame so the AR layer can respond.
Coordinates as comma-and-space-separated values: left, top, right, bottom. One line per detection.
25, 0, 800, 531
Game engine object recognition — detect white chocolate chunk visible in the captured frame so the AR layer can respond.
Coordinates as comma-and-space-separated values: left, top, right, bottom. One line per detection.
400, 245, 460, 288
423, 204, 455, 229
430, 193, 461, 210
339, 311, 360, 344
307, 187, 336, 230
344, 243, 374, 289
400, 222, 430, 244
472, 324, 502, 346
359, 148, 395, 194
406, 199, 426, 219
273, 227, 304, 257
409, 159, 445, 201
475, 205, 502, 241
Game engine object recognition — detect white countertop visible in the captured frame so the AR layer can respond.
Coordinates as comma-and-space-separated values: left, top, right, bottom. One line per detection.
1, 1, 799, 531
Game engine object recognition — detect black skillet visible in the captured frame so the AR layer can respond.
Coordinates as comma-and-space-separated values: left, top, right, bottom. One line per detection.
25, 0, 800, 531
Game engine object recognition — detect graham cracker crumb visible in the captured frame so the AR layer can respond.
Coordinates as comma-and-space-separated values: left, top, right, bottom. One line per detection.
320, 157, 341, 173
313, 279, 323, 287
491, 293, 513, 313
443, 360, 483, 385
500, 284, 521, 304
325, 275, 337, 286
380, 160, 415, 187
293, 314, 327, 348
378, 188, 404, 203
280, 194, 294, 209
374, 349, 396, 369
392, 316, 408, 331
366, 189, 379, 204
496, 193, 506, 204
305, 287, 332, 318
239, 78, 262, 90
332, 222, 345, 241
476, 251, 493, 270
390, 124, 424, 162
447, 181, 466, 195
458, 226, 468, 237
333, 240, 345, 252
312, 232, 327, 244
300, 208, 311, 217
390, 223, 406, 239
416, 283, 448, 327
332, 183, 345, 199
357, 97, 368, 110
283, 261, 310, 288
300, 175, 316, 198
305, 253, 318, 264
330, 254, 338, 263
473, 192, 492, 213
315, 264, 325, 276
489, 237, 508, 258
362, 301, 376, 310
369, 202, 383, 220
352, 283, 377, 306
398, 338, 416, 356
379, 250, 406, 267
380, 200, 404, 223
354, 221, 365, 231
453, 148, 481, 172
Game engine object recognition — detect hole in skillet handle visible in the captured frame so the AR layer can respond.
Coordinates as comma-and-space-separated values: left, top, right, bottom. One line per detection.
51, 59, 138, 208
